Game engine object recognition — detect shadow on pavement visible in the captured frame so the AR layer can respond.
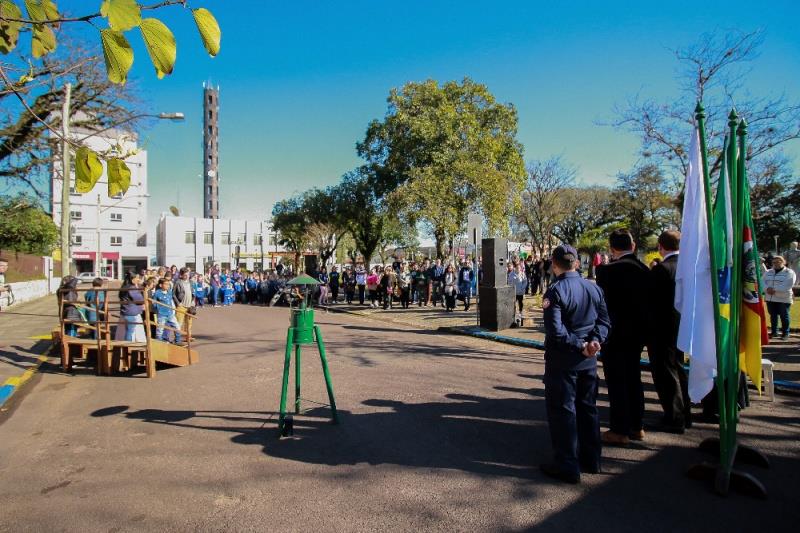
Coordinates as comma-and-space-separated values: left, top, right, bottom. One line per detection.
92, 390, 549, 479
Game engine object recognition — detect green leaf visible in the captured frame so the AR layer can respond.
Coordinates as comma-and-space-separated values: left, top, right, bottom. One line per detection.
107, 158, 131, 197
139, 18, 175, 79
31, 23, 55, 57
74, 146, 103, 193
100, 0, 141, 32
192, 8, 220, 57
100, 29, 133, 84
0, 0, 23, 54
24, 0, 58, 22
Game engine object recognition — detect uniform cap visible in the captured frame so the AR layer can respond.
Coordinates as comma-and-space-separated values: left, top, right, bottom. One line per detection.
552, 244, 578, 262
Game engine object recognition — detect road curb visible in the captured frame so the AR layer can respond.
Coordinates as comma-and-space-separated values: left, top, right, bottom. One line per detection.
438, 325, 546, 349
0, 341, 52, 410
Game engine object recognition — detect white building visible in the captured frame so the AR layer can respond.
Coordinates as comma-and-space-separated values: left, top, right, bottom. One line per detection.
156, 215, 292, 272
51, 128, 149, 278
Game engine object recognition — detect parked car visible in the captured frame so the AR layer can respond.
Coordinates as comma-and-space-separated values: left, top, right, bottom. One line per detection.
76, 272, 112, 284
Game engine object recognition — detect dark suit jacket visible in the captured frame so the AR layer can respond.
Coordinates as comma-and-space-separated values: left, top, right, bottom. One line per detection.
649, 253, 680, 345
595, 253, 650, 349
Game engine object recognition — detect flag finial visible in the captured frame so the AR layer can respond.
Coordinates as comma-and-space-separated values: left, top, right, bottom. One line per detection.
728, 109, 739, 124
695, 102, 706, 120
737, 118, 748, 135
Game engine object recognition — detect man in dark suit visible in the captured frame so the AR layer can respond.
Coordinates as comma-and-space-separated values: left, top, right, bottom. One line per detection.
647, 230, 690, 432
595, 229, 650, 445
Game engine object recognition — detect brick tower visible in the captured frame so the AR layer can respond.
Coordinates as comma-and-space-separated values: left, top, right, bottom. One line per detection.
203, 82, 219, 219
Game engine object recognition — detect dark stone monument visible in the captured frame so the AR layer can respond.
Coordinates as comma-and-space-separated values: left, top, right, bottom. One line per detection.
479, 238, 515, 331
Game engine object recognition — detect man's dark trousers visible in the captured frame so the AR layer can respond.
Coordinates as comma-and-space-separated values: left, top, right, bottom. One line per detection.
647, 344, 689, 426
544, 363, 601, 477
602, 342, 644, 435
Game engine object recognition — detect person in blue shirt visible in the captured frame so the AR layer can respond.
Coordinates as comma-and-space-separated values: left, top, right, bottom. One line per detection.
84, 277, 106, 339
234, 279, 244, 303
540, 245, 610, 485
222, 281, 235, 306
153, 278, 181, 343
192, 273, 206, 307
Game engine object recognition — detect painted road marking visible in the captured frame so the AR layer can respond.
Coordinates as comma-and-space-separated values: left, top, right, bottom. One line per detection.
0, 347, 52, 410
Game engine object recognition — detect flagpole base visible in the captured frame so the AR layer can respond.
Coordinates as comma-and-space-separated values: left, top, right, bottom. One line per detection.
698, 437, 770, 468
687, 462, 768, 499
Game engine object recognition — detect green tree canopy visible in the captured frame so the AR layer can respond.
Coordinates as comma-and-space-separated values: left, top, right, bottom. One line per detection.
611, 164, 677, 249
357, 78, 525, 258
0, 193, 59, 255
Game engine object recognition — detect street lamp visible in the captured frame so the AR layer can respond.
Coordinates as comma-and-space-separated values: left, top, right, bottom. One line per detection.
96, 193, 150, 278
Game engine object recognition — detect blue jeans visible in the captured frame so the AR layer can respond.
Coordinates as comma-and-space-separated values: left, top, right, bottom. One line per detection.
122, 315, 141, 342
157, 315, 182, 343
210, 286, 220, 305
766, 301, 790, 336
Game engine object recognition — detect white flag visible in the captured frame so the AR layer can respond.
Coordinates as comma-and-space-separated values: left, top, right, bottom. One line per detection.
675, 127, 717, 403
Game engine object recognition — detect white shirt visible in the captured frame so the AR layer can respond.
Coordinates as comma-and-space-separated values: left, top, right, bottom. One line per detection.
763, 267, 796, 304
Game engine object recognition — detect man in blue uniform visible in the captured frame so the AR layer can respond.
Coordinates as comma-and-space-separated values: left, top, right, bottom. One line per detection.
541, 245, 611, 484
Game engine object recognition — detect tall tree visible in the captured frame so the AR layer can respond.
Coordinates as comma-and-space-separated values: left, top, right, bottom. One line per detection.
517, 156, 576, 255
0, 193, 59, 255
1, 39, 141, 196
271, 196, 309, 273
609, 30, 800, 185
357, 78, 526, 258
336, 166, 400, 264
302, 186, 348, 265
611, 164, 676, 249
551, 185, 615, 246
1, 1, 221, 197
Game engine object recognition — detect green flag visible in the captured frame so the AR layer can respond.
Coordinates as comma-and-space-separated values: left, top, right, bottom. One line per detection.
712, 135, 733, 376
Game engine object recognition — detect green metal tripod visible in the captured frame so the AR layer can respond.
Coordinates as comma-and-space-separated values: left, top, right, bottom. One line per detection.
278, 278, 338, 437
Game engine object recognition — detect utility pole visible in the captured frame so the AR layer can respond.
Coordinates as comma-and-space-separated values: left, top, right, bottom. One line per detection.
60, 83, 72, 278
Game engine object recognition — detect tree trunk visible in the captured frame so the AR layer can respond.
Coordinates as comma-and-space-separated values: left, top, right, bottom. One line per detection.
434, 229, 446, 260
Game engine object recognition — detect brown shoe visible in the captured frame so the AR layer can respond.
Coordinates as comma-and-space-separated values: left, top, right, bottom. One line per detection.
629, 429, 645, 441
601, 430, 630, 446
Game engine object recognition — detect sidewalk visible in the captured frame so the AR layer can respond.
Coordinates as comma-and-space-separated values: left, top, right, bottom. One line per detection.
320, 295, 800, 390
320, 294, 546, 344
0, 295, 60, 409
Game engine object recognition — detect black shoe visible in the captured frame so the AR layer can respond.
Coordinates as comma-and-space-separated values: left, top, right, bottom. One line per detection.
580, 463, 600, 474
781, 334, 789, 340
540, 463, 580, 484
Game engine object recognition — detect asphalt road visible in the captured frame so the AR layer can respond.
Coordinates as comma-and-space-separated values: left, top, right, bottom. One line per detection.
0, 304, 798, 532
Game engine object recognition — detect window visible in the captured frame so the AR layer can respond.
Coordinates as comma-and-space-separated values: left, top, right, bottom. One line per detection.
253, 234, 262, 245
221, 262, 230, 271
204, 232, 213, 244
110, 236, 122, 246
70, 210, 82, 220
237, 233, 246, 244
110, 213, 122, 222
204, 256, 213, 267
207, 185, 212, 195
186, 261, 196, 271
208, 200, 212, 212
269, 235, 277, 247
253, 262, 262, 272
72, 235, 83, 245
185, 231, 196, 244
221, 233, 230, 245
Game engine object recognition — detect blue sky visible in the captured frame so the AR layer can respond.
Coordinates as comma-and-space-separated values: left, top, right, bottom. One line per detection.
61, 1, 800, 228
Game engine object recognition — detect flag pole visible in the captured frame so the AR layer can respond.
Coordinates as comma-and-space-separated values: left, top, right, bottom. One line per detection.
694, 103, 729, 470
725, 109, 743, 489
